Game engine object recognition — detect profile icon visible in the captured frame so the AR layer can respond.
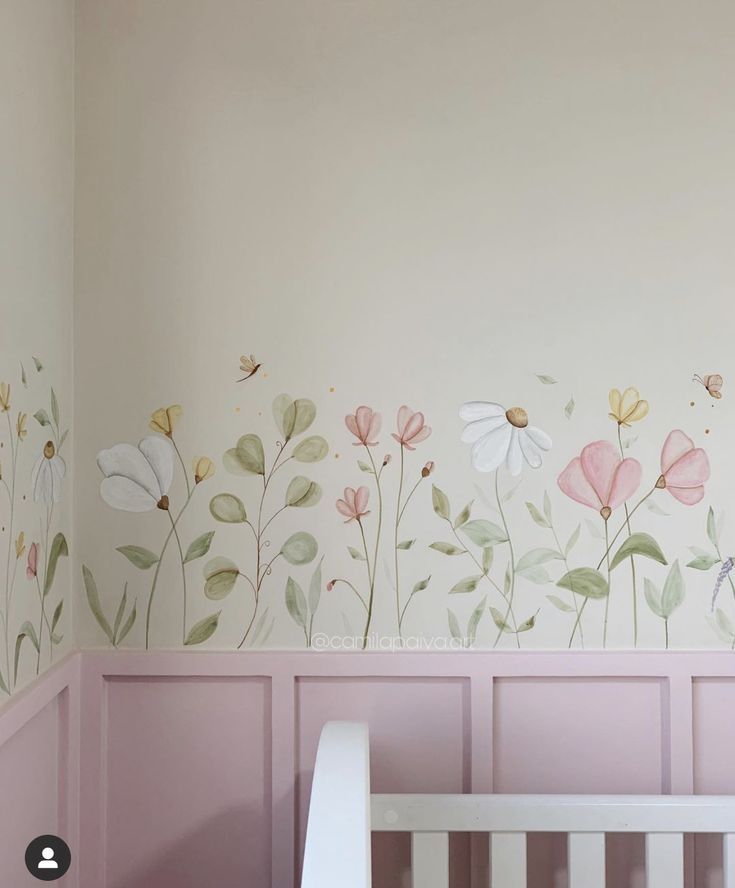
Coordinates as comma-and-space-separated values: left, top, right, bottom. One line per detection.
24, 835, 71, 881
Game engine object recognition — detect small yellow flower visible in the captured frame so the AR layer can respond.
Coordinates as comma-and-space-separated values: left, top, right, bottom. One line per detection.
192, 456, 215, 484
609, 387, 649, 427
16, 412, 27, 441
0, 383, 10, 412
15, 531, 25, 559
149, 405, 183, 438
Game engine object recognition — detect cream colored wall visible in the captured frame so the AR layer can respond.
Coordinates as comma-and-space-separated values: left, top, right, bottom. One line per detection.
0, 0, 75, 696
74, 0, 735, 651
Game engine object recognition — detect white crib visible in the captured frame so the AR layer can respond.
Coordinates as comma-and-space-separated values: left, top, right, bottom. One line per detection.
301, 720, 735, 888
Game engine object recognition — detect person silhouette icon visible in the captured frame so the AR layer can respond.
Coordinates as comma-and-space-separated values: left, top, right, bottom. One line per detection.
37, 848, 58, 870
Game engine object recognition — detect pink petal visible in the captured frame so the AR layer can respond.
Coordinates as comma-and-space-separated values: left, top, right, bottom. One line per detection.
667, 484, 705, 505
580, 441, 619, 506
345, 414, 360, 438
336, 499, 352, 518
355, 406, 372, 438
557, 457, 600, 510
396, 405, 412, 436
344, 487, 356, 510
355, 486, 370, 513
660, 429, 694, 474
408, 425, 431, 445
608, 457, 642, 509
368, 412, 381, 440
664, 447, 710, 489
401, 411, 424, 441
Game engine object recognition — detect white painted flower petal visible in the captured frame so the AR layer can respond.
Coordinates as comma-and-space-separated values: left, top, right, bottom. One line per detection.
49, 455, 66, 502
97, 443, 161, 501
506, 428, 523, 476
519, 430, 543, 469
31, 455, 45, 502
525, 425, 552, 451
471, 422, 512, 472
459, 401, 506, 422
31, 457, 51, 504
138, 435, 174, 496
460, 414, 507, 444
100, 476, 158, 512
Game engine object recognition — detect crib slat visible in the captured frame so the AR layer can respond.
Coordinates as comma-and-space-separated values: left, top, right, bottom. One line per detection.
411, 832, 449, 888
724, 834, 735, 887
491, 832, 526, 887
568, 831, 605, 887
646, 833, 683, 888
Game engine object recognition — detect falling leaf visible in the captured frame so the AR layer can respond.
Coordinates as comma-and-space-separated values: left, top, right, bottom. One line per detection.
536, 374, 557, 385
564, 397, 575, 419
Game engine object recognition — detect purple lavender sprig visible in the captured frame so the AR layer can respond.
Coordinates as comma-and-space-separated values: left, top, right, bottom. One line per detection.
712, 557, 735, 611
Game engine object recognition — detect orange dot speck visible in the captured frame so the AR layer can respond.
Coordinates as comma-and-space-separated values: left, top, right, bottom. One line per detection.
329, 386, 335, 393
705, 428, 711, 434
334, 453, 340, 459
235, 406, 241, 413
262, 372, 268, 378
690, 401, 695, 407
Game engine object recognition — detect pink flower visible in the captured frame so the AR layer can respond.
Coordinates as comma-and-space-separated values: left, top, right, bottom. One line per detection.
657, 430, 710, 504
26, 542, 38, 580
392, 406, 431, 450
557, 440, 642, 519
421, 461, 435, 478
345, 407, 381, 447
336, 486, 370, 522
327, 580, 336, 591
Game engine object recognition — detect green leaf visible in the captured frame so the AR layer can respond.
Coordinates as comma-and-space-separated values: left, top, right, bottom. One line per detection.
347, 546, 366, 561
412, 575, 431, 594
557, 567, 609, 599
460, 519, 508, 547
517, 565, 551, 584
116, 544, 159, 570
447, 609, 462, 641
32, 356, 43, 371
43, 532, 68, 596
273, 394, 316, 441
14, 622, 40, 682
565, 525, 581, 556
716, 608, 735, 639
687, 553, 719, 571
51, 387, 60, 427
502, 480, 522, 502
489, 606, 513, 633
429, 541, 466, 556
645, 499, 669, 516
610, 533, 667, 571
183, 531, 215, 564
543, 492, 553, 524
285, 577, 308, 628
112, 586, 127, 640
224, 434, 265, 476
564, 397, 575, 419
516, 548, 562, 573
707, 507, 719, 548
117, 602, 137, 645
536, 374, 557, 384
20, 362, 27, 388
203, 557, 239, 599
546, 594, 575, 613
82, 564, 113, 643
453, 501, 473, 529
285, 476, 322, 508
644, 578, 663, 618
517, 611, 539, 632
660, 561, 685, 617
209, 493, 247, 523
586, 518, 605, 539
467, 595, 487, 645
184, 611, 220, 645
526, 501, 551, 529
293, 435, 329, 462
450, 575, 481, 594
308, 557, 324, 615
482, 547, 494, 574
358, 460, 374, 473
33, 409, 51, 427
397, 539, 415, 550
503, 564, 511, 597
281, 531, 318, 565
51, 600, 64, 633
432, 484, 451, 520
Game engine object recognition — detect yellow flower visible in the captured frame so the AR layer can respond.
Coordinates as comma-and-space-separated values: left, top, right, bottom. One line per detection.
149, 405, 182, 437
193, 456, 215, 484
0, 383, 10, 412
15, 531, 25, 559
609, 387, 649, 427
16, 412, 27, 441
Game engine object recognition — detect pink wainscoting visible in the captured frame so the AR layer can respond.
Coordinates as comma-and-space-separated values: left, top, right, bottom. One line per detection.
0, 655, 80, 887
5, 651, 735, 888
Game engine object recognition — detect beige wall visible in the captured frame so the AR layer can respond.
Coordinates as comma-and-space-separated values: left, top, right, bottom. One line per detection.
72, 0, 735, 651
0, 0, 75, 695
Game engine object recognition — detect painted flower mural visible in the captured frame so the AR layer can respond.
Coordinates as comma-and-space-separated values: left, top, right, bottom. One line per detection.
460, 402, 552, 474
558, 441, 642, 520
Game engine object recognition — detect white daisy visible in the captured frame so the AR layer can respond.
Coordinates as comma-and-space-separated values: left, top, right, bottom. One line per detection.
31, 441, 66, 505
460, 402, 552, 475
97, 435, 174, 512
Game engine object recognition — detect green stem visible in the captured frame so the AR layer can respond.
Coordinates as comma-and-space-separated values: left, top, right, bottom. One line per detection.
493, 471, 520, 649
168, 511, 188, 643
617, 425, 638, 647
551, 522, 584, 648
358, 518, 373, 649
3, 411, 17, 684
330, 579, 368, 613
394, 445, 405, 639
171, 436, 191, 498
664, 617, 669, 649
449, 522, 507, 601
365, 448, 384, 624
596, 486, 657, 571
603, 520, 611, 648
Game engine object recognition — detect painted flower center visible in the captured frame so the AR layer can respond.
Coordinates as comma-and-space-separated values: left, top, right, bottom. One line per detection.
43, 440, 55, 459
505, 407, 528, 429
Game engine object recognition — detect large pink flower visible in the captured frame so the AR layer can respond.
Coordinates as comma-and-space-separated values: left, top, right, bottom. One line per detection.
658, 430, 710, 504
336, 486, 370, 522
557, 440, 642, 519
26, 542, 38, 580
392, 406, 431, 450
345, 406, 381, 447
